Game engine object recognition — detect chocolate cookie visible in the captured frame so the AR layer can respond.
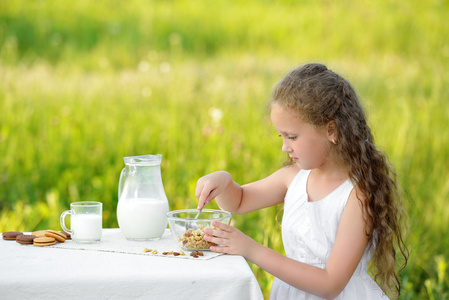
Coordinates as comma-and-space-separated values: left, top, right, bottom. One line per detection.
59, 231, 71, 240
16, 234, 37, 245
2, 231, 23, 241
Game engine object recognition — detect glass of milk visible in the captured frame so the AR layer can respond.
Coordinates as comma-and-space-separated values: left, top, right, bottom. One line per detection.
117, 154, 169, 241
60, 201, 103, 243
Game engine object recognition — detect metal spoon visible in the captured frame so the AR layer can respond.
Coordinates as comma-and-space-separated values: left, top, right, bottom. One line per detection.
194, 207, 203, 219
186, 208, 203, 230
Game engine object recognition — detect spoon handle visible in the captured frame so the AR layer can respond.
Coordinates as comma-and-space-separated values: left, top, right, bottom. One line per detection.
194, 208, 203, 219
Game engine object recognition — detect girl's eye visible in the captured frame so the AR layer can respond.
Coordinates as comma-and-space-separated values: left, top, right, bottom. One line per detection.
278, 134, 297, 140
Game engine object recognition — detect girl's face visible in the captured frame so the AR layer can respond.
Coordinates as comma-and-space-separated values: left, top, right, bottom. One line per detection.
271, 104, 331, 170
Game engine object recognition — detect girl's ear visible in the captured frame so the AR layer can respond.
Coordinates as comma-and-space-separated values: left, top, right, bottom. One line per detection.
326, 120, 337, 143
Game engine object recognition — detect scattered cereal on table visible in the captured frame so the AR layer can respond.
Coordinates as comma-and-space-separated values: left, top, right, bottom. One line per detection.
142, 249, 193, 257
190, 250, 204, 258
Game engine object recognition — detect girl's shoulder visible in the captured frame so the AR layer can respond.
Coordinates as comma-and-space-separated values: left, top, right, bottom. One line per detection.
347, 185, 373, 232
277, 163, 301, 187
260, 164, 300, 193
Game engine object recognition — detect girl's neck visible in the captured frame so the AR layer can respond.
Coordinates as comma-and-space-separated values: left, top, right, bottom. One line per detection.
306, 167, 349, 203
311, 158, 348, 181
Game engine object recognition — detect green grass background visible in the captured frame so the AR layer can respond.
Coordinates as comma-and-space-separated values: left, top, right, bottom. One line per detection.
1, 0, 448, 298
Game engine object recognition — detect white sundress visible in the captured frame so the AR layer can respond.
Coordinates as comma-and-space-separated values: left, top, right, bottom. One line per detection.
270, 169, 388, 300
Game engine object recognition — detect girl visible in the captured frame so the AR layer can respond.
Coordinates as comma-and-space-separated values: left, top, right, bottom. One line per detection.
195, 63, 408, 299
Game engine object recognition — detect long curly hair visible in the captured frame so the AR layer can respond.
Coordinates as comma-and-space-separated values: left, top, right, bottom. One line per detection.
269, 63, 409, 297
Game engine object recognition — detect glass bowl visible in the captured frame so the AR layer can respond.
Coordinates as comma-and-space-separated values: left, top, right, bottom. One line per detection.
166, 209, 232, 251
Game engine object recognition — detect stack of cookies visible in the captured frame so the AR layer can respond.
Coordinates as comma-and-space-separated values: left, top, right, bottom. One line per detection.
2, 230, 71, 247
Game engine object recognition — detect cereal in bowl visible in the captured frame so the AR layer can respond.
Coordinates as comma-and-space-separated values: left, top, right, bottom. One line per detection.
178, 224, 216, 250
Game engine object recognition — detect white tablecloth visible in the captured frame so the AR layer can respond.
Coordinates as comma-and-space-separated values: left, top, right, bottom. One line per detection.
0, 229, 263, 300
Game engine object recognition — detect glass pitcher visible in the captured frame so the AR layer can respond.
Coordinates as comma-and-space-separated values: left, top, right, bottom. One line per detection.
117, 154, 169, 241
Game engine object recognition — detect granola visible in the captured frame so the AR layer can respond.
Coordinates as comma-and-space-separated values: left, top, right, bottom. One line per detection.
177, 224, 216, 250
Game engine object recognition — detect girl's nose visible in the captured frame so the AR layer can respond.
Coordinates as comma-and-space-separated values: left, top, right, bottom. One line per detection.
282, 142, 292, 153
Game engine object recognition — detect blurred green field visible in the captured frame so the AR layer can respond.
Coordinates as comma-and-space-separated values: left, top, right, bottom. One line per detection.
1, 0, 448, 298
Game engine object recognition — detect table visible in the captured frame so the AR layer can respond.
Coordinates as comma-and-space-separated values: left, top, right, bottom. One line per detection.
0, 229, 264, 300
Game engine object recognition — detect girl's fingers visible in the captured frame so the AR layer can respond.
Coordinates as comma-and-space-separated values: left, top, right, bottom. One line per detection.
205, 234, 227, 246
209, 245, 228, 253
194, 184, 202, 199
206, 189, 219, 202
196, 186, 212, 209
195, 181, 219, 209
195, 185, 205, 208
211, 220, 233, 231
204, 227, 227, 238
204, 223, 232, 244
197, 193, 213, 209
205, 222, 246, 256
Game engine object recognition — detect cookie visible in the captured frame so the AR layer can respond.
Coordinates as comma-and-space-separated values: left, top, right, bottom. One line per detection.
2, 231, 23, 241
44, 230, 66, 242
16, 234, 37, 245
33, 237, 56, 247
32, 230, 48, 238
59, 231, 71, 240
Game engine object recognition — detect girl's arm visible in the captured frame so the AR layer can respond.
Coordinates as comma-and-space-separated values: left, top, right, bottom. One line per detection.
195, 164, 299, 214
204, 188, 370, 299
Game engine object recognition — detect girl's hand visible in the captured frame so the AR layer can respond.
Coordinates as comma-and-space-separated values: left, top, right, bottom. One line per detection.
203, 220, 257, 257
195, 171, 233, 209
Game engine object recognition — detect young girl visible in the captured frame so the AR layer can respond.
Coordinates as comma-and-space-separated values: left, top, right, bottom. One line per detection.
195, 63, 408, 299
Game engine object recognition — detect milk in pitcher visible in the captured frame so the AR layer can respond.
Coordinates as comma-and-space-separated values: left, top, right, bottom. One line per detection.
117, 198, 169, 240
